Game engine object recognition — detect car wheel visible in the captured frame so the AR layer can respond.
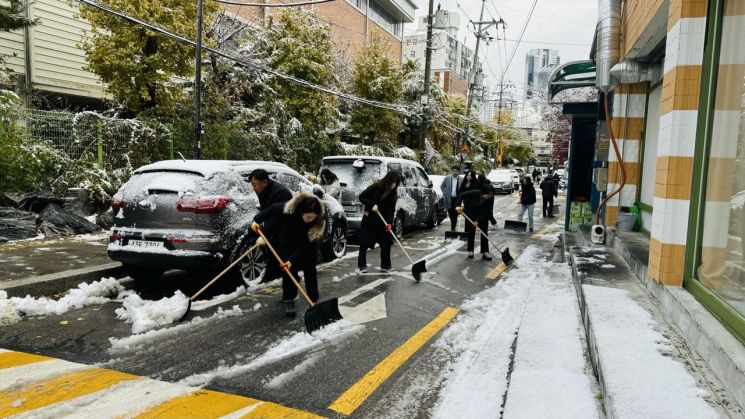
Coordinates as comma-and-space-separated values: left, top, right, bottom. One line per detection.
234, 240, 266, 287
393, 212, 404, 239
124, 264, 164, 282
321, 221, 347, 261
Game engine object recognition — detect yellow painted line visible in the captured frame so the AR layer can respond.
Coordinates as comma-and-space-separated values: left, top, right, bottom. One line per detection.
0, 367, 137, 416
0, 351, 52, 369
485, 253, 520, 280
531, 226, 551, 239
134, 390, 260, 418
329, 307, 460, 416
243, 402, 324, 418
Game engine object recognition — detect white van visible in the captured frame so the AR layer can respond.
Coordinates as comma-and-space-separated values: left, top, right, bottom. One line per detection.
320, 156, 439, 237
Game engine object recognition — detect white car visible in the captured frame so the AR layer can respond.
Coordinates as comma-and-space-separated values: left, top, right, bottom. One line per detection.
487, 170, 514, 194
509, 169, 520, 189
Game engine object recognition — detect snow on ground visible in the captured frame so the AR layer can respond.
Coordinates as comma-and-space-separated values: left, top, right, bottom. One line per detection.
582, 285, 719, 418
115, 291, 190, 334
108, 305, 243, 353
180, 320, 363, 387
0, 278, 125, 326
431, 246, 599, 418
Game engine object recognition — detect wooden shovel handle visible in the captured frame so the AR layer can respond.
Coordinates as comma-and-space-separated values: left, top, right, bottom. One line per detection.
460, 212, 503, 253
191, 242, 260, 302
374, 209, 415, 265
255, 228, 315, 306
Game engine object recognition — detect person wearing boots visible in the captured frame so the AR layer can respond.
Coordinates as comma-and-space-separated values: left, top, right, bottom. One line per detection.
440, 166, 462, 232
252, 192, 325, 317
357, 171, 400, 273
540, 174, 556, 218
519, 177, 537, 232
456, 184, 497, 260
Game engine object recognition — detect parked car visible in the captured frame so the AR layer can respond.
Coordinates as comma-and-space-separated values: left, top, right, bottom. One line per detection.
108, 160, 348, 286
509, 169, 520, 189
320, 156, 439, 237
427, 174, 448, 225
515, 168, 525, 179
487, 169, 514, 194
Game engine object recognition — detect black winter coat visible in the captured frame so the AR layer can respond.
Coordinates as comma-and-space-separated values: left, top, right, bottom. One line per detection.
358, 183, 397, 247
257, 179, 292, 210
254, 192, 326, 267
540, 178, 557, 197
520, 183, 537, 205
456, 190, 497, 225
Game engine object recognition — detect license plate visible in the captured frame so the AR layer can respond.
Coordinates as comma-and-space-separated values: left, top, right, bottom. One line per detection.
128, 239, 165, 249
343, 205, 358, 212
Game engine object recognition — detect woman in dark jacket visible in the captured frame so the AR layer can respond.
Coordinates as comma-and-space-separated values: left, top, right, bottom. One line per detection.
456, 184, 497, 260
253, 192, 325, 317
459, 170, 478, 194
357, 171, 400, 273
518, 177, 537, 232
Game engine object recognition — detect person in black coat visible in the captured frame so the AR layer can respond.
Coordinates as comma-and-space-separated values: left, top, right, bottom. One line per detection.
540, 174, 557, 218
253, 192, 325, 317
357, 171, 400, 273
519, 177, 537, 232
459, 170, 479, 194
456, 184, 497, 260
249, 168, 292, 210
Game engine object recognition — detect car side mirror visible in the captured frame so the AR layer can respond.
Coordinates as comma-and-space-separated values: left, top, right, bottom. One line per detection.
428, 181, 433, 188
312, 185, 325, 198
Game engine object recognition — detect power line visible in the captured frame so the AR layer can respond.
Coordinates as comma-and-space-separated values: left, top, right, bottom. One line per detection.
212, 0, 335, 6
500, 0, 537, 82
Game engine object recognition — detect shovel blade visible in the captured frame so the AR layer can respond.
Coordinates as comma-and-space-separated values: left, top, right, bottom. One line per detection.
504, 220, 528, 232
501, 248, 514, 265
411, 260, 427, 282
444, 231, 468, 241
177, 299, 192, 322
304, 298, 343, 333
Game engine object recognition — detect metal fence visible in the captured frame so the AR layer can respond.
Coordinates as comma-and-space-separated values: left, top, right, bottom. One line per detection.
1, 108, 173, 170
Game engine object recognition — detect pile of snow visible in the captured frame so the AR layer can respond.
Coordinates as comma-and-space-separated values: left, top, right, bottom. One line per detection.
115, 291, 190, 334
0, 278, 124, 326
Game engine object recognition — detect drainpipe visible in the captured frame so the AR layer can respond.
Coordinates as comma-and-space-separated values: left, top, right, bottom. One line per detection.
610, 61, 661, 84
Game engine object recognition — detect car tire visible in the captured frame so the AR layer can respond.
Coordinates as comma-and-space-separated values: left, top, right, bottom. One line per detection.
321, 221, 347, 262
231, 239, 267, 288
124, 264, 164, 282
393, 212, 404, 239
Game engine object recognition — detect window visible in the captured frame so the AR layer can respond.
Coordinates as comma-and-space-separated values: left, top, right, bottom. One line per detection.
387, 163, 404, 185
368, 0, 401, 37
403, 166, 418, 187
276, 173, 306, 193
689, 0, 745, 340
416, 167, 430, 187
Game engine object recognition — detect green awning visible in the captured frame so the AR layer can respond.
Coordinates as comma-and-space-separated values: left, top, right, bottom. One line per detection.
547, 60, 596, 100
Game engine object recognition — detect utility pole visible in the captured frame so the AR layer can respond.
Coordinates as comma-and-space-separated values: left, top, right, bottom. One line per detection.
419, 0, 435, 150
493, 81, 513, 167
193, 0, 204, 159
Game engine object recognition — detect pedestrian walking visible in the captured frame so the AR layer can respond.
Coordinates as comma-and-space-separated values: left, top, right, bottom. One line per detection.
518, 177, 536, 232
357, 171, 400, 273
532, 168, 540, 183
440, 166, 462, 232
459, 170, 478, 194
319, 168, 342, 200
249, 168, 292, 210
540, 174, 557, 218
252, 192, 325, 317
456, 184, 497, 260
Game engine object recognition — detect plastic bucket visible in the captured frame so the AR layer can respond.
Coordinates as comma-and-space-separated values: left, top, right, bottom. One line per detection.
617, 213, 636, 231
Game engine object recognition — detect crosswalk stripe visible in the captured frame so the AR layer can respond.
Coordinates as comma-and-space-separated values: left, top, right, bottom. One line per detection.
242, 402, 324, 418
0, 359, 90, 390
0, 351, 52, 369
133, 389, 261, 418
0, 368, 137, 416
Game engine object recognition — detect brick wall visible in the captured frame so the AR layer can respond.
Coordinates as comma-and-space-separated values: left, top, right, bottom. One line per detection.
622, 0, 666, 58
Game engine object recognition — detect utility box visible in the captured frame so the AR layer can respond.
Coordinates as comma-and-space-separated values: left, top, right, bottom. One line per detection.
593, 167, 608, 191
434, 9, 449, 29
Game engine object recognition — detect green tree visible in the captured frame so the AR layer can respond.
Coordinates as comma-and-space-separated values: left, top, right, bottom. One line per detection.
349, 32, 403, 145
79, 0, 218, 114
0, 0, 35, 32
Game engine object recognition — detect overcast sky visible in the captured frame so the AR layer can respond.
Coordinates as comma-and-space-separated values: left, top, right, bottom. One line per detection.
408, 0, 597, 101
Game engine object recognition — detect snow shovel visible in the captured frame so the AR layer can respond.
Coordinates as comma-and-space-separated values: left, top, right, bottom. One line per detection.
255, 227, 342, 334
179, 242, 261, 321
504, 220, 528, 232
444, 216, 468, 241
374, 209, 426, 282
460, 211, 514, 266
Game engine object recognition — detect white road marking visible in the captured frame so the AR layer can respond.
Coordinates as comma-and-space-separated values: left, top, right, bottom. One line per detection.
0, 359, 90, 390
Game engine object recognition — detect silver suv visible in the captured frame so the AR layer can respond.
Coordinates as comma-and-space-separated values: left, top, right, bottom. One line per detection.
108, 160, 348, 286
319, 156, 438, 237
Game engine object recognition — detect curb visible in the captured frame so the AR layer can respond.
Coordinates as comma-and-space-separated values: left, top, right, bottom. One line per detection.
0, 262, 125, 297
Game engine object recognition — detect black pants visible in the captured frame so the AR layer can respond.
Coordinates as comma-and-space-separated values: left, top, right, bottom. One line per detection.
447, 199, 459, 231
282, 261, 318, 302
465, 219, 489, 253
543, 195, 554, 217
357, 240, 392, 269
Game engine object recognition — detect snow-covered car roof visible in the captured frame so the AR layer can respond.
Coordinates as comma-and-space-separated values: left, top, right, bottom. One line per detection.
323, 155, 424, 168
134, 160, 299, 178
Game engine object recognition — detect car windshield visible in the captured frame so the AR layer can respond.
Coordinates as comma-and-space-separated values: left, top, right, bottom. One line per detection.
322, 160, 383, 189
488, 170, 512, 183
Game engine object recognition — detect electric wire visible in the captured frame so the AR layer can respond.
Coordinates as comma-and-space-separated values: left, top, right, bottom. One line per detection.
500, 0, 537, 82
211, 0, 335, 7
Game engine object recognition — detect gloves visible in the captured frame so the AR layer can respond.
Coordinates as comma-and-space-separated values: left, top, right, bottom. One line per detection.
456, 204, 463, 214
471, 221, 478, 228
279, 261, 292, 271
385, 223, 392, 233
256, 237, 265, 247
251, 222, 261, 233
372, 204, 379, 213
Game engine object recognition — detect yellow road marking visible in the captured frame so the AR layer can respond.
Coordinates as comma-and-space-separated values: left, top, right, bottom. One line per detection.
243, 402, 324, 418
329, 307, 460, 416
0, 351, 51, 369
134, 389, 260, 418
531, 227, 550, 239
0, 367, 136, 416
485, 253, 520, 280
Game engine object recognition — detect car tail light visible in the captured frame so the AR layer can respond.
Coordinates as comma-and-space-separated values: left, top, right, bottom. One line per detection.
176, 195, 231, 214
111, 233, 124, 240
111, 197, 125, 210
